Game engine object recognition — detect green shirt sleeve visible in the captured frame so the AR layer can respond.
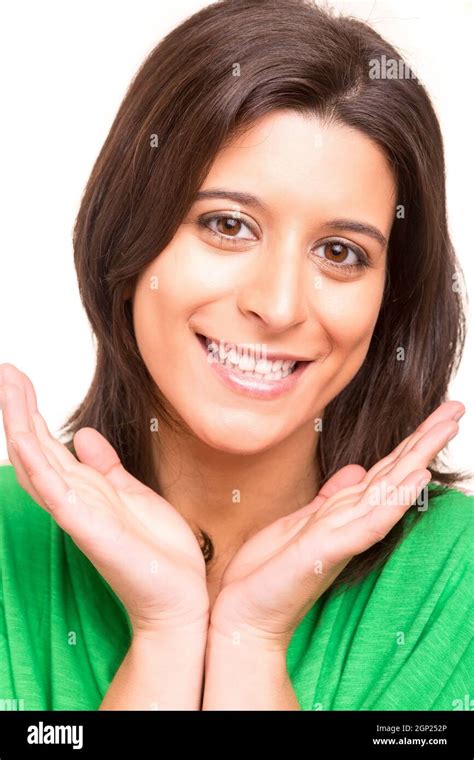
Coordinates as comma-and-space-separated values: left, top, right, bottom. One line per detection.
0, 463, 131, 711
287, 483, 474, 710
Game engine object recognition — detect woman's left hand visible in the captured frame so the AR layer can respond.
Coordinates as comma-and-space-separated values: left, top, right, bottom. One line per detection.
209, 400, 464, 650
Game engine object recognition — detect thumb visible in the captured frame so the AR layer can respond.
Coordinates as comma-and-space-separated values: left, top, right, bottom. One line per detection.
73, 427, 147, 494
295, 464, 367, 520
318, 464, 367, 500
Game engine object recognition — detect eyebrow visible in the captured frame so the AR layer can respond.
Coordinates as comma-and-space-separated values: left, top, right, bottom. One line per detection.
323, 219, 388, 248
193, 189, 388, 248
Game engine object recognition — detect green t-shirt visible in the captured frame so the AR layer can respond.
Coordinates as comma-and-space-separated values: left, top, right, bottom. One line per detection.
0, 462, 472, 711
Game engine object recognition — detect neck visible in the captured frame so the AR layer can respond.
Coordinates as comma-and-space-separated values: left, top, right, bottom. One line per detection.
152, 419, 320, 559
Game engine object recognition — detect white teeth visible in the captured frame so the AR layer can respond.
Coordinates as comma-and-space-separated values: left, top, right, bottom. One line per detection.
238, 355, 256, 371
227, 347, 239, 364
204, 336, 298, 378
255, 359, 273, 374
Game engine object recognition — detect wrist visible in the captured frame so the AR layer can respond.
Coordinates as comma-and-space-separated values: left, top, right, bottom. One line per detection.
100, 616, 209, 711
209, 587, 295, 653
208, 606, 293, 655
131, 610, 210, 643
207, 619, 290, 659
203, 624, 293, 711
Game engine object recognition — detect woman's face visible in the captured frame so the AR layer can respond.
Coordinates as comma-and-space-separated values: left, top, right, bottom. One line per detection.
132, 110, 396, 453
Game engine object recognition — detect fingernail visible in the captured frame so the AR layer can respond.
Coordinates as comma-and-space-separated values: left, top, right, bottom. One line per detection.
453, 409, 465, 422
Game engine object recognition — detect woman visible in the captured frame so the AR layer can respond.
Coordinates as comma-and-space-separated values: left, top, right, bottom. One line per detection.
0, 0, 472, 711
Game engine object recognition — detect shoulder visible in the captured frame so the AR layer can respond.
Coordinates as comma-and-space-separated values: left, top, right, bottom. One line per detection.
0, 463, 53, 598
0, 461, 132, 621
0, 464, 131, 709
400, 482, 473, 566
0, 462, 52, 546
302, 483, 474, 710
377, 482, 474, 604
361, 483, 474, 709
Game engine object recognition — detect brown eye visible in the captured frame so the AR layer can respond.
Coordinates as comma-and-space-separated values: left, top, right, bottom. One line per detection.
198, 213, 257, 243
215, 217, 242, 236
313, 239, 367, 271
324, 242, 350, 263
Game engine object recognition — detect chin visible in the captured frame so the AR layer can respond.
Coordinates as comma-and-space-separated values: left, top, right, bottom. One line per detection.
187, 408, 289, 455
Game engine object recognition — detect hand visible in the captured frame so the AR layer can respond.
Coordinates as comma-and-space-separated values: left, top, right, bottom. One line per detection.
210, 400, 465, 649
0, 363, 210, 636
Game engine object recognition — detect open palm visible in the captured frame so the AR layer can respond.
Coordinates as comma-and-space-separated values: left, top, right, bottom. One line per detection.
211, 400, 463, 645
0, 363, 209, 634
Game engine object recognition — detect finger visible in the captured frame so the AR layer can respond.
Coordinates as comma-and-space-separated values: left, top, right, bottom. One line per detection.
319, 464, 367, 500
376, 419, 457, 487
73, 427, 150, 495
298, 465, 367, 521
1, 364, 78, 472
1, 381, 45, 505
10, 365, 79, 470
295, 412, 460, 538
4, 381, 65, 474
1, 377, 33, 435
4, 371, 118, 507
312, 419, 455, 531
31, 411, 79, 470
312, 470, 430, 570
326, 468, 431, 562
2, 381, 116, 513
331, 420, 459, 524
0, 363, 40, 425
0, 368, 128, 512
308, 402, 463, 528
324, 470, 431, 531
329, 420, 455, 528
291, 467, 429, 590
362, 400, 464, 487
8, 430, 94, 541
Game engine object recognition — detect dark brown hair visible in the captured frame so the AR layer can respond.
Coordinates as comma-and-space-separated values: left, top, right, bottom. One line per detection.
60, 0, 469, 593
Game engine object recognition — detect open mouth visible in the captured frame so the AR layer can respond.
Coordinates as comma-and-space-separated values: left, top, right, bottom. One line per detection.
195, 332, 310, 381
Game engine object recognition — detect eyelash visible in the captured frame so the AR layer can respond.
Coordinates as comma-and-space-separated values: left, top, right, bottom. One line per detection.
196, 213, 371, 273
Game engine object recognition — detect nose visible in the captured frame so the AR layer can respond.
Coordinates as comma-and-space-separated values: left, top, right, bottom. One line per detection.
236, 231, 309, 332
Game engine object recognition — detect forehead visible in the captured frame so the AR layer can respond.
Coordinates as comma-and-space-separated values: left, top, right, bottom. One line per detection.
202, 110, 397, 228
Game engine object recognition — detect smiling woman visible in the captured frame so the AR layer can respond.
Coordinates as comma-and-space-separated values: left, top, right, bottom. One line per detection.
0, 0, 472, 714
131, 114, 393, 420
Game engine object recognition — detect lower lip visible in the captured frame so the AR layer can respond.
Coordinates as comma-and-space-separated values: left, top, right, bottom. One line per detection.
194, 333, 312, 400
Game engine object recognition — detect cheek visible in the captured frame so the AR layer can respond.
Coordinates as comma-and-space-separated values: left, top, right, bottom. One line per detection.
132, 241, 215, 339
294, 277, 384, 413
132, 238, 237, 389
316, 274, 384, 344
154, 233, 239, 304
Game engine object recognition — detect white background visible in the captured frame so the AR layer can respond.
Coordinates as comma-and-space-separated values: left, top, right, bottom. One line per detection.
0, 0, 472, 487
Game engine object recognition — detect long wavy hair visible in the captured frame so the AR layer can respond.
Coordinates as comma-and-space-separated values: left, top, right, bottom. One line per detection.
60, 0, 469, 593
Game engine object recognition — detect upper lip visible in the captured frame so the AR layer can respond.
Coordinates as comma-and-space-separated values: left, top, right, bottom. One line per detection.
195, 331, 314, 362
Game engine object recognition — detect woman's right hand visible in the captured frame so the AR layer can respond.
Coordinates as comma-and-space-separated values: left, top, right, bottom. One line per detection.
0, 363, 210, 637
